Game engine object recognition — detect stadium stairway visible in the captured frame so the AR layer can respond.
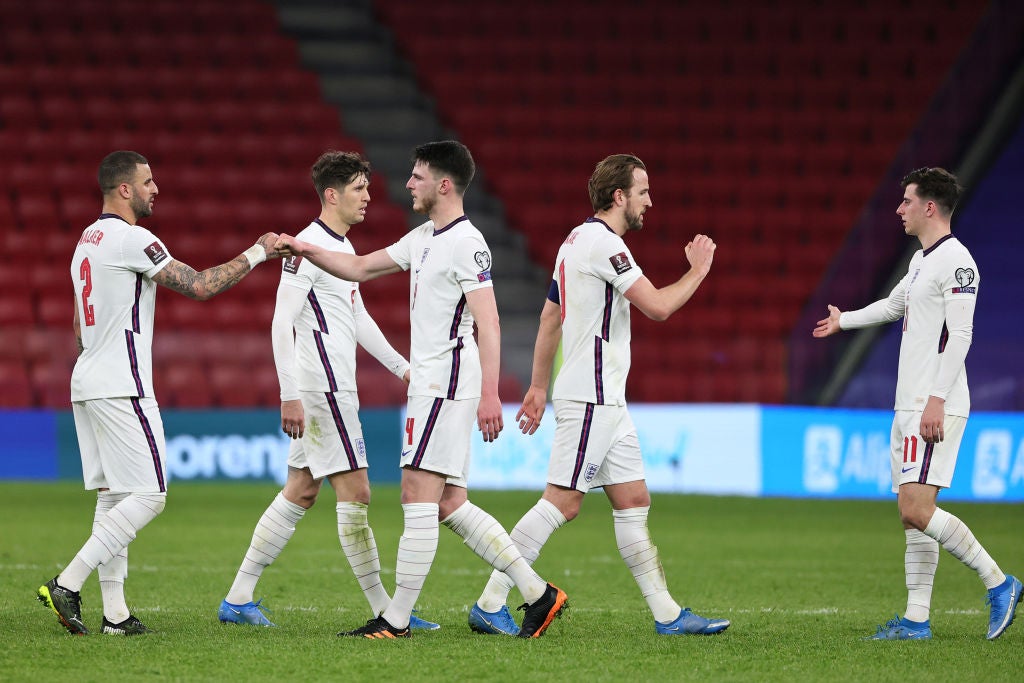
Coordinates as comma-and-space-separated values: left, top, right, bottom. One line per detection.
268, 0, 550, 389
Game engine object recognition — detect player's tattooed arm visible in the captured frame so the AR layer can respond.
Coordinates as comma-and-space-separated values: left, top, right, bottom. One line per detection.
152, 257, 250, 301
152, 233, 280, 301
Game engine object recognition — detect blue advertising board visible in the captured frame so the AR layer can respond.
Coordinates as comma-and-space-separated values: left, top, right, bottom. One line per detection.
4, 405, 1023, 502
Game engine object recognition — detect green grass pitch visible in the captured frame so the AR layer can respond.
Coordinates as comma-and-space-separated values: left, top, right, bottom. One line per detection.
1, 482, 1021, 681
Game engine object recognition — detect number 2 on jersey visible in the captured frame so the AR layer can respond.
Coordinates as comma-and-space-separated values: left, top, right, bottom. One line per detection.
80, 258, 96, 326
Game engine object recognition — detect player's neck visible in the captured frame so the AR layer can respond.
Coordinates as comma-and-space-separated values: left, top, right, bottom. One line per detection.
917, 223, 952, 251
100, 203, 137, 225
593, 210, 627, 236
429, 203, 466, 230
318, 213, 351, 237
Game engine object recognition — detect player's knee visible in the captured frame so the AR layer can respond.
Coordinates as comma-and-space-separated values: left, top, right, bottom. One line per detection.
558, 500, 582, 522
137, 492, 167, 517
295, 488, 319, 508
898, 505, 930, 531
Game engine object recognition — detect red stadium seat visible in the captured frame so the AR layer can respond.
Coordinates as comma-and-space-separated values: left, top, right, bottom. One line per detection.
0, 360, 34, 408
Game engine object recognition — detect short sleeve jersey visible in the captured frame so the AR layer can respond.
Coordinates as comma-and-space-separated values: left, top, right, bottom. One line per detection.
279, 219, 361, 393
385, 215, 492, 399
894, 234, 978, 416
70, 214, 173, 401
547, 217, 644, 405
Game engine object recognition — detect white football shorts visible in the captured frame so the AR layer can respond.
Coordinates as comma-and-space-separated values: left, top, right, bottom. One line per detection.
548, 400, 645, 492
400, 395, 479, 487
890, 409, 967, 493
287, 390, 366, 480
73, 396, 168, 493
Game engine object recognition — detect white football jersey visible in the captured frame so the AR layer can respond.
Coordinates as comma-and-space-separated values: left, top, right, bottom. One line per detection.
385, 216, 492, 399
892, 235, 978, 416
279, 220, 362, 392
548, 217, 644, 405
70, 214, 173, 401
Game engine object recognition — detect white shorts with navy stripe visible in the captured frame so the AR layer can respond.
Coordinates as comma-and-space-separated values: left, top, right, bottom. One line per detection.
400, 395, 478, 487
73, 396, 167, 493
547, 400, 645, 492
287, 390, 366, 480
890, 410, 966, 493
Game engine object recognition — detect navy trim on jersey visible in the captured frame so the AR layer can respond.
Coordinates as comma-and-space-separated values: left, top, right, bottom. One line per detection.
131, 273, 142, 333
447, 337, 464, 399
593, 337, 605, 404
584, 216, 615, 234
130, 397, 165, 492
938, 321, 949, 353
923, 233, 955, 257
125, 330, 145, 398
412, 398, 444, 468
547, 279, 560, 304
600, 282, 612, 341
313, 330, 338, 392
326, 392, 359, 470
449, 294, 466, 340
98, 213, 131, 224
315, 218, 347, 243
307, 289, 329, 333
432, 215, 468, 236
918, 442, 935, 485
570, 403, 596, 489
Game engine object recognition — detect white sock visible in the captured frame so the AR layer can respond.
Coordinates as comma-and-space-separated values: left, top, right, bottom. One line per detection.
383, 503, 439, 630
225, 492, 305, 605
442, 500, 547, 605
904, 528, 938, 623
95, 491, 131, 623
58, 493, 166, 592
924, 508, 1005, 590
614, 506, 681, 623
475, 499, 566, 611
337, 501, 390, 617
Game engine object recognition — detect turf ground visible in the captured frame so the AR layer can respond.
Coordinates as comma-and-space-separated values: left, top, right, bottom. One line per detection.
1, 482, 1021, 682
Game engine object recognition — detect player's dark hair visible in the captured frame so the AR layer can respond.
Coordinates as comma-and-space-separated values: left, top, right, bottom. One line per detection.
412, 140, 475, 194
98, 150, 148, 195
589, 154, 647, 212
311, 150, 372, 201
901, 167, 962, 217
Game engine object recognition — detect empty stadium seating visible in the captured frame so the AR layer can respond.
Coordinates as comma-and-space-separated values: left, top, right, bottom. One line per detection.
0, 0, 414, 409
0, 0, 994, 408
375, 0, 986, 404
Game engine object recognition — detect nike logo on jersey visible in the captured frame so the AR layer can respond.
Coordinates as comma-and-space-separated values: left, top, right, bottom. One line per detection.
901, 466, 918, 473
401, 450, 413, 458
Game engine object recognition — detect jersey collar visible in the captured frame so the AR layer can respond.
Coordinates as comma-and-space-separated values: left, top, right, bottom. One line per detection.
922, 233, 954, 257
98, 212, 131, 224
315, 218, 346, 242
432, 215, 468, 236
585, 216, 615, 233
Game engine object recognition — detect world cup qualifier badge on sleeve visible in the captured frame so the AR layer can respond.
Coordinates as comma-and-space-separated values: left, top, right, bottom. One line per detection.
144, 241, 168, 266
952, 267, 976, 294
609, 252, 632, 275
474, 250, 492, 282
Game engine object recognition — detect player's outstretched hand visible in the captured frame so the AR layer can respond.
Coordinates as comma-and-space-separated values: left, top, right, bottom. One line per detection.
685, 234, 716, 274
275, 234, 302, 257
516, 385, 547, 435
257, 232, 282, 259
812, 305, 842, 337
